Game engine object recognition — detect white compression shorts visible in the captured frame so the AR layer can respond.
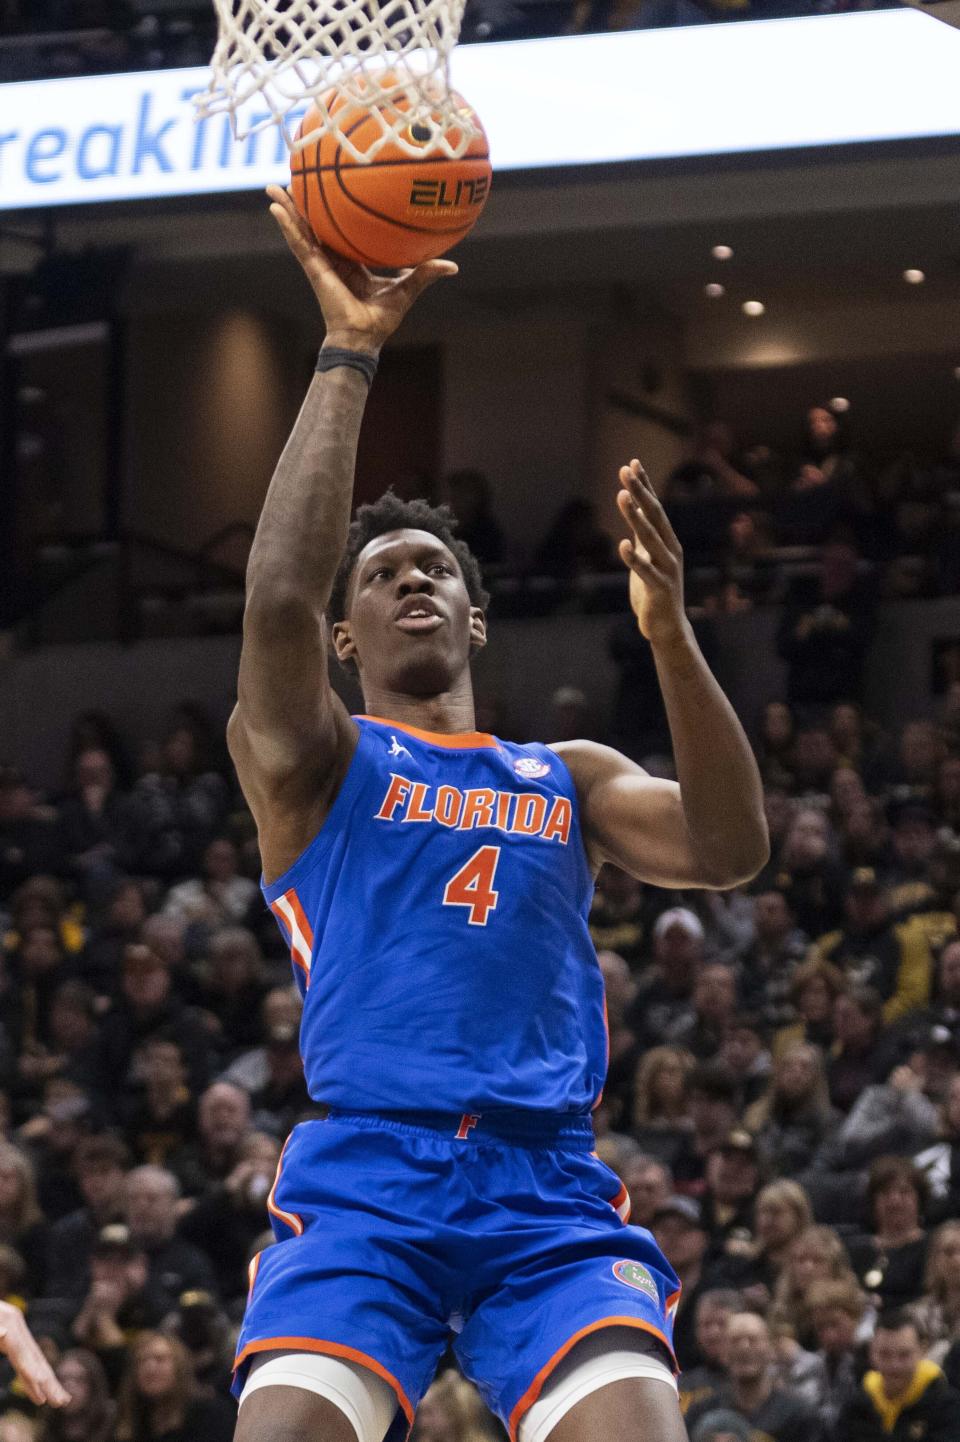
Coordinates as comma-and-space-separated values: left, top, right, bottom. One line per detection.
239, 1327, 677, 1442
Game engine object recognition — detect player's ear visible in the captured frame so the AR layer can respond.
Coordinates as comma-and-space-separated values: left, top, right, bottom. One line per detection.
469, 607, 487, 654
331, 620, 357, 665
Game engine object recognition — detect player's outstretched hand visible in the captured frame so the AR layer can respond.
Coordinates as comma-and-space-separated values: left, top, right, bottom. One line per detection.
267, 185, 457, 353
616, 458, 688, 647
0, 1301, 69, 1408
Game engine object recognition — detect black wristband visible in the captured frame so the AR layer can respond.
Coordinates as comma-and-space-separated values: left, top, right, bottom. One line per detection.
316, 346, 379, 387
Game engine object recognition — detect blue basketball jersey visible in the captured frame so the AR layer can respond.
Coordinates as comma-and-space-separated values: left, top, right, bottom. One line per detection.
261, 714, 608, 1114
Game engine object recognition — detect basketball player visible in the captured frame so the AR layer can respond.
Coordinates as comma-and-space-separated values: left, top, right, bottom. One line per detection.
229, 184, 769, 1442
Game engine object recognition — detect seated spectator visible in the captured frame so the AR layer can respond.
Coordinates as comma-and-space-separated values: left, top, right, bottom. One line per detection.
161, 839, 258, 936
685, 1310, 818, 1442
738, 890, 808, 1035
886, 721, 942, 800
935, 754, 960, 835
219, 986, 302, 1096
91, 944, 212, 1110
44, 1135, 130, 1303
718, 1015, 772, 1111
164, 1290, 234, 1394
791, 727, 840, 804
626, 1045, 694, 1166
701, 1130, 763, 1263
683, 965, 739, 1060
194, 929, 269, 1060
410, 1368, 501, 1442
776, 536, 876, 708
0, 775, 65, 897
70, 1226, 170, 1388
114, 1331, 234, 1442
745, 1043, 839, 1177
914, 1070, 960, 1221
828, 987, 893, 1115
755, 703, 797, 792
829, 702, 886, 784
835, 1308, 959, 1442
806, 1276, 873, 1432
0, 1146, 46, 1298
652, 1195, 712, 1370
56, 748, 128, 899
763, 789, 795, 871
778, 407, 869, 547
532, 498, 614, 580
594, 950, 639, 1119
774, 960, 845, 1059
714, 1181, 813, 1314
122, 724, 229, 880
885, 800, 940, 919
442, 469, 505, 567
679, 1289, 743, 1418
839, 797, 890, 873
169, 1081, 251, 1198
122, 1039, 197, 1168
910, 1220, 960, 1362
772, 1226, 865, 1353
627, 908, 704, 1048
672, 1063, 741, 1191
848, 1158, 931, 1310
63, 711, 133, 794
813, 870, 931, 1022
589, 866, 647, 971
663, 422, 759, 505
770, 810, 846, 940
39, 1347, 115, 1442
248, 1023, 311, 1138
821, 1049, 941, 1175
178, 1131, 279, 1305
122, 1167, 216, 1310
619, 1153, 672, 1229
78, 879, 147, 1000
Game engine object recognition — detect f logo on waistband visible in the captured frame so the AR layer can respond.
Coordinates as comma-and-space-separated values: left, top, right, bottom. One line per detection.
456, 1113, 481, 1139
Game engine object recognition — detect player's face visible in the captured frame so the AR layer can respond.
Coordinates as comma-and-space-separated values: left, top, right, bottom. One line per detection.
335, 529, 485, 697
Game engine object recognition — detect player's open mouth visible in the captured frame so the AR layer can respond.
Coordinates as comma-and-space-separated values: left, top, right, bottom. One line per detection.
395, 613, 444, 633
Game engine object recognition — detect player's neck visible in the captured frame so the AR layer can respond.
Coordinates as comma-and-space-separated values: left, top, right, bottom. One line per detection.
361, 678, 477, 735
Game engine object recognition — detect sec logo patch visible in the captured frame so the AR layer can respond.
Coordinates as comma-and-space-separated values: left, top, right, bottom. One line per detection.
513, 757, 550, 780
612, 1260, 660, 1303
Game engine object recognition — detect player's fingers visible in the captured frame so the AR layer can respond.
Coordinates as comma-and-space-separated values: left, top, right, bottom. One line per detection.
618, 536, 658, 581
398, 258, 459, 302
627, 459, 683, 557
617, 487, 675, 570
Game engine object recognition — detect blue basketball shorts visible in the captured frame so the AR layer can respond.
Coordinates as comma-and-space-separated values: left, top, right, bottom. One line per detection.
234, 1109, 680, 1441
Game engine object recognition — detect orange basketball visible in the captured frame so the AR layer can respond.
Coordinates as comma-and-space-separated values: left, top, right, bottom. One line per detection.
291, 87, 492, 270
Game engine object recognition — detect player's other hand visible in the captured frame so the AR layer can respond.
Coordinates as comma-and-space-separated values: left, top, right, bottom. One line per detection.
0, 1302, 69, 1408
267, 185, 457, 354
616, 459, 688, 647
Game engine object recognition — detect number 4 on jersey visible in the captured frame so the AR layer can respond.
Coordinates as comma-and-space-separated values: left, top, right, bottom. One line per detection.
443, 846, 501, 926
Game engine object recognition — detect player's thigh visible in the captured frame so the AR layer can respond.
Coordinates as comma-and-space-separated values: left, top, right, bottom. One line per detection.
234, 1385, 358, 1442
235, 1350, 400, 1442
544, 1376, 688, 1442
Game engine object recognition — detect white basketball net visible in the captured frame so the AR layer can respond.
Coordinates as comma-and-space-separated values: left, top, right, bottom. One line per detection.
196, 0, 479, 162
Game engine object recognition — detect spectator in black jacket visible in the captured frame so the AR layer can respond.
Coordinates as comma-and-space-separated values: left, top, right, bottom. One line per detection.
685, 1310, 819, 1442
44, 1135, 131, 1304
835, 1309, 959, 1441
777, 536, 876, 710
122, 1166, 216, 1311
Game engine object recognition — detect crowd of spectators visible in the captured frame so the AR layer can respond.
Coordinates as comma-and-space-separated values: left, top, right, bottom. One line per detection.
2, 660, 960, 1438
0, 0, 900, 83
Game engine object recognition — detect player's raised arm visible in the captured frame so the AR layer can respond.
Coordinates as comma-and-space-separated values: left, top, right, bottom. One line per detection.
228, 188, 457, 875
555, 459, 769, 890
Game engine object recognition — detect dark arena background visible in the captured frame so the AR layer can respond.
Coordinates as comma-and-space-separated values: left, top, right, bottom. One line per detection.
2, 2, 960, 1439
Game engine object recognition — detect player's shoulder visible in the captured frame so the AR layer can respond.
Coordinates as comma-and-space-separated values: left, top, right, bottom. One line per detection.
548, 738, 649, 788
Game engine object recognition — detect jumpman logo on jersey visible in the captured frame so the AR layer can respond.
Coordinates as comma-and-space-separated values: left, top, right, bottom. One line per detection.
388, 735, 412, 759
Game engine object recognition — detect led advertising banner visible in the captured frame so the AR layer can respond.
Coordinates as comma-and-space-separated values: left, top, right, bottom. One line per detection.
0, 9, 959, 212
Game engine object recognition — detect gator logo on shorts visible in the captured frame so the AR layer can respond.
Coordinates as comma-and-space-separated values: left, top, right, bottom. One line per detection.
612, 1260, 660, 1303
513, 757, 550, 779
